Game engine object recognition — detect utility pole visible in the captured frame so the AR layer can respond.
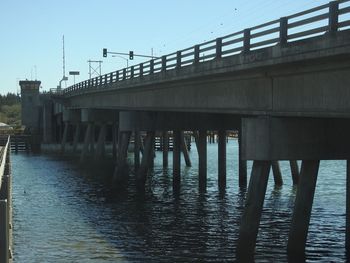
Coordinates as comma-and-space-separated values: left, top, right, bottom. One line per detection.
88, 60, 103, 79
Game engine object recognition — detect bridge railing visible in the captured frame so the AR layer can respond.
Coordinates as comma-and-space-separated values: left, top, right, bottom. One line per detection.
63, 0, 350, 95
0, 136, 11, 263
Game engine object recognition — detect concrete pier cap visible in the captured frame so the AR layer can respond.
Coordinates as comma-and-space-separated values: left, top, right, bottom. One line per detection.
80, 109, 118, 124
62, 109, 81, 123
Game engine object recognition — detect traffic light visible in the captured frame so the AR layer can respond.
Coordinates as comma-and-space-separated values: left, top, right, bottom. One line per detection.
129, 51, 134, 60
103, 48, 107, 57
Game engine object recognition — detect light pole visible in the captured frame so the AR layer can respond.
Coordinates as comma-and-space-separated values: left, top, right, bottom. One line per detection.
112, 55, 129, 68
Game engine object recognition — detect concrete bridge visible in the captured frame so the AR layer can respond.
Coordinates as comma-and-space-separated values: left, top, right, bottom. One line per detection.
19, 1, 350, 261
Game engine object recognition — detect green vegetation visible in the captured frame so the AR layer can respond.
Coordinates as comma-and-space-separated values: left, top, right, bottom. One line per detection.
0, 93, 21, 126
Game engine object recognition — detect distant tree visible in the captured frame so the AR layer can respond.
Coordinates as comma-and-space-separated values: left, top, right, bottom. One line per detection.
0, 93, 21, 126
0, 92, 20, 107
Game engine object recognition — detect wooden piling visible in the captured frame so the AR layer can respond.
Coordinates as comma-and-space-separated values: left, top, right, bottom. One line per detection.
287, 160, 320, 256
237, 161, 271, 261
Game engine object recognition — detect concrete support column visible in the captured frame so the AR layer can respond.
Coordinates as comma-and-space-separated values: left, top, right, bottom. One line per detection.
80, 123, 92, 162
89, 123, 95, 155
238, 130, 247, 188
134, 131, 141, 171
218, 129, 226, 191
181, 132, 192, 167
95, 124, 107, 160
162, 131, 169, 168
287, 160, 320, 257
112, 123, 118, 159
60, 122, 69, 153
113, 131, 131, 184
72, 123, 81, 153
272, 161, 283, 186
173, 130, 181, 192
136, 131, 155, 191
290, 160, 300, 185
237, 161, 271, 261
198, 130, 207, 192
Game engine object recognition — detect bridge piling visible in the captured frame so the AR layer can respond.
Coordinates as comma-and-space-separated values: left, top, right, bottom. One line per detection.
181, 132, 191, 167
89, 123, 95, 156
238, 131, 247, 188
95, 124, 107, 160
272, 161, 283, 186
80, 123, 93, 162
136, 131, 155, 191
72, 123, 81, 154
218, 129, 226, 192
60, 122, 69, 154
290, 160, 300, 184
198, 130, 207, 192
113, 131, 131, 185
134, 131, 141, 171
173, 130, 181, 192
162, 131, 169, 168
237, 161, 271, 261
287, 160, 320, 257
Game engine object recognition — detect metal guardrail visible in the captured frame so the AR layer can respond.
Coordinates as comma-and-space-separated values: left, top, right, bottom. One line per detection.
62, 0, 350, 95
0, 136, 11, 263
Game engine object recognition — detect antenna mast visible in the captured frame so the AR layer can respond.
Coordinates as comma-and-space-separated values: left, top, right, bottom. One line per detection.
63, 35, 66, 79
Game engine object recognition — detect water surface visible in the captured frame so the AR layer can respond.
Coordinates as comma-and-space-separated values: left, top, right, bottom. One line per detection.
12, 140, 347, 262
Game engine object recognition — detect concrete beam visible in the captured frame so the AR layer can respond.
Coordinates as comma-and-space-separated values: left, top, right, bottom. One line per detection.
62, 109, 81, 123
242, 117, 350, 160
118, 111, 240, 131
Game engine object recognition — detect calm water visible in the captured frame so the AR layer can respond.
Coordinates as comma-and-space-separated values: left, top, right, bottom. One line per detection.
11, 140, 347, 262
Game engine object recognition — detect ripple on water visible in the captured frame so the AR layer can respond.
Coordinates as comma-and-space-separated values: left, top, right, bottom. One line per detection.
11, 142, 349, 262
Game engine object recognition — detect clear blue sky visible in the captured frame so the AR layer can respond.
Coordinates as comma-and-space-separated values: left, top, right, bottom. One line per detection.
0, 0, 330, 94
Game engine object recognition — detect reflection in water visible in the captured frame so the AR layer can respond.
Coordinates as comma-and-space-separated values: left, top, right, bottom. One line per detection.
11, 140, 348, 262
